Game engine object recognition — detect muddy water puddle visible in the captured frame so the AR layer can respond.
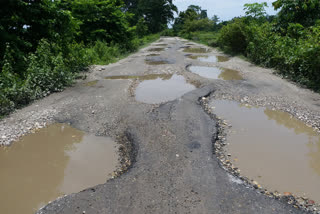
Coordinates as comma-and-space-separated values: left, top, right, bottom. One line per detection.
0, 124, 119, 214
183, 47, 210, 53
135, 74, 196, 104
211, 100, 320, 202
188, 55, 230, 63
147, 54, 160, 57
155, 44, 168, 46
105, 74, 172, 80
145, 56, 175, 65
84, 80, 98, 87
189, 66, 242, 80
148, 48, 165, 52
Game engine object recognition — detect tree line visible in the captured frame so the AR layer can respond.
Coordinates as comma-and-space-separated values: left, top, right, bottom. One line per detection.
169, 1, 320, 92
0, 0, 177, 116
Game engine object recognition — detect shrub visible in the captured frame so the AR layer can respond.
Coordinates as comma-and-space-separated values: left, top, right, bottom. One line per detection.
217, 19, 248, 54
26, 40, 74, 98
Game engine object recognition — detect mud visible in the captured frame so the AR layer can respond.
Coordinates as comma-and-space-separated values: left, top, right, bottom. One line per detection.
0, 124, 119, 214
210, 99, 320, 203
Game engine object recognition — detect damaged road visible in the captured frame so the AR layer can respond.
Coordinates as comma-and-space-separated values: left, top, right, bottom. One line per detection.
1, 37, 319, 213
37, 86, 304, 214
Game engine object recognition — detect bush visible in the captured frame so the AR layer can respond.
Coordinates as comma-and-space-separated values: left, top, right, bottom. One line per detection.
217, 19, 248, 54
26, 40, 74, 98
161, 29, 176, 37
86, 41, 121, 65
66, 42, 91, 73
245, 22, 320, 91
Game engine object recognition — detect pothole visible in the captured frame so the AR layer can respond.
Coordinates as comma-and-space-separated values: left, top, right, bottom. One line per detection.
188, 66, 242, 80
147, 54, 160, 57
210, 99, 320, 204
145, 56, 175, 65
0, 123, 119, 214
105, 74, 172, 80
188, 55, 230, 63
148, 48, 165, 52
183, 47, 211, 53
84, 80, 99, 87
135, 74, 196, 104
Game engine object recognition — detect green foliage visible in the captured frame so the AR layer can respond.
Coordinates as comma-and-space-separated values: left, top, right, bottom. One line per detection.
182, 18, 214, 33
217, 19, 248, 53
244, 21, 320, 91
175, 2, 320, 92
161, 29, 176, 37
173, 4, 217, 35
182, 31, 219, 47
136, 18, 149, 37
244, 2, 268, 19
138, 0, 177, 33
26, 40, 74, 97
0, 0, 172, 117
87, 41, 121, 65
71, 0, 133, 45
273, 0, 320, 28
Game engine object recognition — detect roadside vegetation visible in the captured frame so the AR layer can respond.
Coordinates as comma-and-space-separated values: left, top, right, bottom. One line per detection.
0, 0, 176, 116
169, 1, 320, 93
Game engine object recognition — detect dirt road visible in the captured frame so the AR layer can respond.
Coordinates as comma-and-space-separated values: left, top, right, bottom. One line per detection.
1, 37, 320, 213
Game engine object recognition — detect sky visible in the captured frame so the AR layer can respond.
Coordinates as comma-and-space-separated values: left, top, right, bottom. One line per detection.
173, 0, 278, 21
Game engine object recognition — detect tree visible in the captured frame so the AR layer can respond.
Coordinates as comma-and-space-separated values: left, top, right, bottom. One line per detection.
0, 0, 77, 74
211, 15, 220, 24
70, 0, 133, 44
273, 0, 320, 28
138, 0, 177, 33
173, 5, 214, 34
244, 2, 268, 19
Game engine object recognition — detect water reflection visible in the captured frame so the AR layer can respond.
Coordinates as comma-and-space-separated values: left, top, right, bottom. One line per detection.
189, 66, 242, 80
135, 74, 196, 104
211, 100, 320, 202
0, 124, 118, 214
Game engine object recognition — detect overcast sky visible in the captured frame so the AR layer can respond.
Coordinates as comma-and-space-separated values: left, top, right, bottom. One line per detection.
173, 0, 277, 21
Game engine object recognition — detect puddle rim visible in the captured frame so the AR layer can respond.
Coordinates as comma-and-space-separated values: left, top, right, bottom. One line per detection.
186, 64, 244, 81
200, 97, 320, 213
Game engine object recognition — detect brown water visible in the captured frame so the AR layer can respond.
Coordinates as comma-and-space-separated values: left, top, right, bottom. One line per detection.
188, 55, 230, 63
135, 74, 196, 104
105, 74, 173, 80
147, 54, 160, 57
148, 48, 165, 52
211, 100, 320, 202
0, 124, 119, 214
145, 56, 175, 65
183, 47, 210, 53
188, 66, 242, 80
84, 80, 98, 87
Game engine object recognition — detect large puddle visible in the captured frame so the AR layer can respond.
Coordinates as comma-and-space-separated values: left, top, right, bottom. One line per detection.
188, 55, 230, 63
0, 124, 119, 214
188, 66, 242, 80
135, 74, 196, 104
145, 56, 175, 65
183, 47, 210, 53
148, 48, 165, 52
211, 100, 320, 202
105, 74, 172, 80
